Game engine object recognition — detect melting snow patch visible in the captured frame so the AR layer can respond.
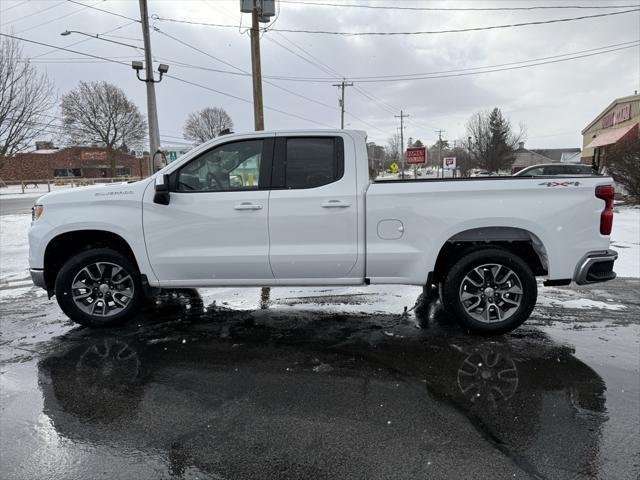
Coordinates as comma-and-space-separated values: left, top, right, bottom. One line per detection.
538, 295, 625, 311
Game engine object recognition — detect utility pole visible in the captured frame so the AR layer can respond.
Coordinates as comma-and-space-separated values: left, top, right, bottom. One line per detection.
435, 129, 446, 178
138, 0, 160, 174
250, 0, 264, 130
395, 110, 409, 178
332, 80, 354, 129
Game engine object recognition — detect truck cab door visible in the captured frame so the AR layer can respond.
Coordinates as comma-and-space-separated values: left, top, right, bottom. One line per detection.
268, 135, 359, 281
142, 136, 275, 286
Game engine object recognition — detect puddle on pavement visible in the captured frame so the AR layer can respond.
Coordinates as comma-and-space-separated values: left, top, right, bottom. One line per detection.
2, 289, 638, 480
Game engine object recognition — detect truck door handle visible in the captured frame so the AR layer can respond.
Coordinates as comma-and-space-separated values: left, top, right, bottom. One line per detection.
234, 202, 262, 211
321, 200, 351, 208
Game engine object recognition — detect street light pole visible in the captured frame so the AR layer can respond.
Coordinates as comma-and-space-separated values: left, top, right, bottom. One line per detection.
139, 0, 160, 174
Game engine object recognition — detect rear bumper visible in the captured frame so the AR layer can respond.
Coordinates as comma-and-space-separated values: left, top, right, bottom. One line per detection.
30, 268, 46, 289
574, 249, 618, 285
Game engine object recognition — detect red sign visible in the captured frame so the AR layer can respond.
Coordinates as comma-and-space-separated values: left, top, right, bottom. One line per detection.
406, 147, 426, 164
602, 104, 631, 129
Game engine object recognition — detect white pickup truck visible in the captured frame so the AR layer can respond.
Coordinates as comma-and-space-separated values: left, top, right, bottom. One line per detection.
29, 130, 618, 334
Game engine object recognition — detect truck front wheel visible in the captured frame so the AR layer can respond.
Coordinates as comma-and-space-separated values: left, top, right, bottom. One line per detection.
55, 248, 143, 327
441, 248, 537, 335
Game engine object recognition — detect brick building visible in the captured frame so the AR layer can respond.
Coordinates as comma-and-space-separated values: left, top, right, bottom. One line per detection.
0, 145, 150, 181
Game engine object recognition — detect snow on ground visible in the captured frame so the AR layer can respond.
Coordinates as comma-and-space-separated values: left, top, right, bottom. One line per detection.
0, 183, 76, 199
611, 206, 640, 278
1, 207, 638, 307
0, 215, 31, 287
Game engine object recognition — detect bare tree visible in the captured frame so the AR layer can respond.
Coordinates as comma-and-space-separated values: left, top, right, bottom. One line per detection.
466, 108, 526, 173
0, 35, 56, 168
385, 133, 402, 166
61, 81, 147, 176
183, 107, 233, 145
607, 136, 640, 203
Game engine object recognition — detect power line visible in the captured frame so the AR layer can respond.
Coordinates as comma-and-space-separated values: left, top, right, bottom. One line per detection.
263, 41, 640, 83
1, 1, 67, 27
31, 20, 139, 59
66, 0, 140, 23
164, 74, 335, 128
154, 27, 341, 113
278, 1, 640, 11
15, 0, 105, 35
154, 8, 640, 36
0, 32, 334, 128
0, 1, 31, 15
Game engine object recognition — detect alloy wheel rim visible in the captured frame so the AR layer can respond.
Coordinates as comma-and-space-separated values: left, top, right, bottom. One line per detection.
71, 262, 134, 317
459, 263, 523, 323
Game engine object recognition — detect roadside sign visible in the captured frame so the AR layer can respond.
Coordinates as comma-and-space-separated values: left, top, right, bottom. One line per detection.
406, 147, 426, 164
443, 157, 456, 169
134, 150, 143, 159
169, 151, 177, 162
390, 162, 399, 173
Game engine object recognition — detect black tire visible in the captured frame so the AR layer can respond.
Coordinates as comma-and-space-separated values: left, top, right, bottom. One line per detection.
55, 248, 143, 328
441, 247, 537, 335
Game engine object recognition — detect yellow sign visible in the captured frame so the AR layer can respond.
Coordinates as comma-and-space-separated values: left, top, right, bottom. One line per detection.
390, 162, 399, 173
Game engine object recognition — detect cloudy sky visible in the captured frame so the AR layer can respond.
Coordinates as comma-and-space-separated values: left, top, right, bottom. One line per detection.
2, 0, 639, 149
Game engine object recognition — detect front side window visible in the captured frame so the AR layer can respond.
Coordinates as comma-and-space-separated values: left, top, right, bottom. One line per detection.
176, 140, 263, 192
285, 137, 342, 189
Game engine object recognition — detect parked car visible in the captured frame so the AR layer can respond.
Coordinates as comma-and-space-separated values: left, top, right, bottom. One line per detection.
29, 130, 617, 334
514, 163, 598, 176
470, 169, 492, 177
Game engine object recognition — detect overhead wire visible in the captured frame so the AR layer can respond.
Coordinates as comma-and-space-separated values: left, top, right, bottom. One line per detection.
153, 8, 640, 36
15, 0, 105, 35
277, 1, 640, 11
1, 1, 67, 27
0, 32, 335, 129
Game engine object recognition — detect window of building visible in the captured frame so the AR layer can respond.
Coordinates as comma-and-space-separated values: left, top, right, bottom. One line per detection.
53, 168, 82, 178
284, 137, 343, 189
115, 167, 131, 177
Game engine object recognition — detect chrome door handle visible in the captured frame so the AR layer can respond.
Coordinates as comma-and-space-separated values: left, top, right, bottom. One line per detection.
234, 202, 262, 211
321, 200, 351, 208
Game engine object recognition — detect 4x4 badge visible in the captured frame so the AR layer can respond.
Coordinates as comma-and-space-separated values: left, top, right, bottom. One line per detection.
538, 181, 581, 187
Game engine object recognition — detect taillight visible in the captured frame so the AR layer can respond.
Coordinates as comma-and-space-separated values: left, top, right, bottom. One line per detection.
595, 185, 614, 235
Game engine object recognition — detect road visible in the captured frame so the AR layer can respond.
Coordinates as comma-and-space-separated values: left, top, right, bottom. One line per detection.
1, 279, 638, 480
0, 196, 37, 216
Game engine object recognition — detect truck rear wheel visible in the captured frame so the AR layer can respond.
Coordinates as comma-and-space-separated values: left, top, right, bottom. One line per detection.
441, 248, 537, 335
55, 248, 142, 327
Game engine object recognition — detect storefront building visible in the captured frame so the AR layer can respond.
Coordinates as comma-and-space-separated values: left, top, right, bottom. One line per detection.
0, 145, 150, 182
581, 93, 640, 169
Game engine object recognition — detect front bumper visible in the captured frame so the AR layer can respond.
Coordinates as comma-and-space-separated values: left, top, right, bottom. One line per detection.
574, 249, 618, 285
30, 268, 46, 289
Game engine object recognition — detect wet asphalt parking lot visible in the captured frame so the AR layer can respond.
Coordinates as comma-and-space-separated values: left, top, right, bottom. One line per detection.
1, 278, 639, 480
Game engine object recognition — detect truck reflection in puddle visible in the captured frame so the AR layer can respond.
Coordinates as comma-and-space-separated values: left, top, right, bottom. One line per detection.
37, 292, 607, 479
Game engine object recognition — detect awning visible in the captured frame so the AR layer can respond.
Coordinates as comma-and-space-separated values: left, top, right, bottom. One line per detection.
586, 123, 638, 149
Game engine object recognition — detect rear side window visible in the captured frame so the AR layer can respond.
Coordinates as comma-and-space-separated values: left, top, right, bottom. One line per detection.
284, 137, 344, 189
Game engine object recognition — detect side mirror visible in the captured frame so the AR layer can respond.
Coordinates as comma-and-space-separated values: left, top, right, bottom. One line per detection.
153, 174, 170, 205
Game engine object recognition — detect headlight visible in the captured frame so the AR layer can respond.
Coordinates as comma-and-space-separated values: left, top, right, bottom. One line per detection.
32, 204, 44, 221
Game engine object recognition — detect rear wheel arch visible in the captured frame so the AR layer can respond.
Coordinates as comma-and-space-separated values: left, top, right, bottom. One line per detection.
431, 227, 548, 285
44, 230, 140, 292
